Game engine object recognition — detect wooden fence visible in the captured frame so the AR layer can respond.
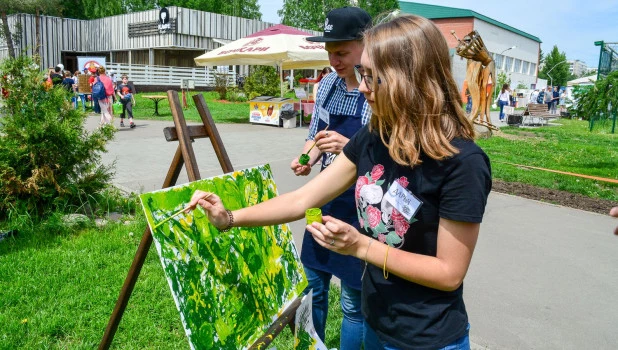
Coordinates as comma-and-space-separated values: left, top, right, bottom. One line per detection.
106, 63, 236, 87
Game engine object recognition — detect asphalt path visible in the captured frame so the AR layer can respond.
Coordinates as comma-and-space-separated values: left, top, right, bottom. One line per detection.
87, 112, 618, 350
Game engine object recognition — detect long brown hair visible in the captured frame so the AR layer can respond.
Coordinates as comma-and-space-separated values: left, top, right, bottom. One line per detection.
316, 67, 332, 83
364, 15, 474, 166
501, 83, 509, 94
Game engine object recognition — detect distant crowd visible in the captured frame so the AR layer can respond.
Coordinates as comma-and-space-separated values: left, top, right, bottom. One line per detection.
44, 63, 137, 128
528, 85, 568, 115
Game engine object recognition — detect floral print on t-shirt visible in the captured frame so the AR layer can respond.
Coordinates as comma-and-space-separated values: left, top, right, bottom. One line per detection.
355, 164, 417, 247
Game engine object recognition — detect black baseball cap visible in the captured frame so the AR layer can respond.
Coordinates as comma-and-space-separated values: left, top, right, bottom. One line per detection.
306, 7, 372, 42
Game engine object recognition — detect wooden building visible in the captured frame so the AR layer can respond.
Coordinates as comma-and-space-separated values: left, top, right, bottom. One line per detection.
0, 7, 315, 87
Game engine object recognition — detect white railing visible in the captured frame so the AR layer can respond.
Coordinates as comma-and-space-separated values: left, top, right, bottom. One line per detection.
106, 63, 236, 87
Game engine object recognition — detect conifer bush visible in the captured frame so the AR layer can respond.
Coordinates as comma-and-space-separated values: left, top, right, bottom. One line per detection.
0, 56, 115, 220
571, 70, 618, 123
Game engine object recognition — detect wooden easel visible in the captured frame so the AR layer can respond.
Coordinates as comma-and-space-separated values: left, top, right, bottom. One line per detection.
99, 91, 299, 350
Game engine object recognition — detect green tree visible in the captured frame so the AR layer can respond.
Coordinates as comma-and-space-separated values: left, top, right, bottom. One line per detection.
23, 0, 62, 59
0, 0, 62, 60
57, 0, 261, 20
278, 0, 349, 31
57, 0, 155, 19
357, 0, 399, 19
0, 0, 26, 58
539, 45, 570, 87
0, 55, 115, 219
81, 0, 124, 19
158, 0, 261, 20
572, 70, 618, 126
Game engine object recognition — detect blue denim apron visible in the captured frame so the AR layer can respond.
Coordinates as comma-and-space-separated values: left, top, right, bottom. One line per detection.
300, 82, 366, 290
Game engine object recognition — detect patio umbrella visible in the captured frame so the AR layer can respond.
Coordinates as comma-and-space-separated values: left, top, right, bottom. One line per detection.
194, 24, 330, 96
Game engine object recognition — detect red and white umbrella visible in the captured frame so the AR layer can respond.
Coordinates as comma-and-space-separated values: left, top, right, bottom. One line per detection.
194, 24, 330, 96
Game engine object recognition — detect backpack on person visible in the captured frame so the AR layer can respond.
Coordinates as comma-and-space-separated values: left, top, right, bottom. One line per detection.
536, 91, 544, 104
92, 78, 106, 100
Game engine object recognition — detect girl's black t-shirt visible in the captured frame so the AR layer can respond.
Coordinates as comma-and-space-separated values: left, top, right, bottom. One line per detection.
343, 125, 492, 350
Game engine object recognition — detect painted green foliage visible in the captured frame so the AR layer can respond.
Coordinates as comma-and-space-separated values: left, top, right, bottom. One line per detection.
140, 165, 307, 350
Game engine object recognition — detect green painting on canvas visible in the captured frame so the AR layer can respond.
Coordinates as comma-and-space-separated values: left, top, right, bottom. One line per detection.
139, 164, 307, 349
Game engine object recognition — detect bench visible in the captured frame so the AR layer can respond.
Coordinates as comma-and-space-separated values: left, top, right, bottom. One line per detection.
507, 103, 558, 126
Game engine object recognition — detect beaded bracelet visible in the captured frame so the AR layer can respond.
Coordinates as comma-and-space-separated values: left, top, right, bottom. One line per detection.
220, 209, 234, 232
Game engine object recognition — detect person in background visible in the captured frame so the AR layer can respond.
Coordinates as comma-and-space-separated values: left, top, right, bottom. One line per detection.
551, 86, 560, 114
465, 88, 472, 114
110, 71, 118, 103
186, 13, 491, 350
89, 69, 101, 114
529, 89, 539, 106
559, 89, 567, 115
543, 86, 553, 112
61, 71, 74, 93
289, 7, 373, 349
50, 66, 63, 86
116, 74, 136, 128
287, 72, 294, 90
72, 71, 81, 108
96, 66, 114, 125
495, 83, 510, 122
312, 67, 333, 102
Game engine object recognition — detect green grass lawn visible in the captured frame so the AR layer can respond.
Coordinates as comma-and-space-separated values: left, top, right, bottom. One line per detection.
128, 91, 250, 124
124, 90, 300, 124
478, 118, 618, 201
0, 214, 343, 349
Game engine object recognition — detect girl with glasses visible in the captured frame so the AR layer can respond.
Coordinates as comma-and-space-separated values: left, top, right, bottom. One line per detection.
187, 14, 491, 350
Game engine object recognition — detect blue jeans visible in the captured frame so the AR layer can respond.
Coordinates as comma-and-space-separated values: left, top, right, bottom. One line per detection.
498, 100, 508, 120
304, 266, 363, 350
363, 321, 470, 350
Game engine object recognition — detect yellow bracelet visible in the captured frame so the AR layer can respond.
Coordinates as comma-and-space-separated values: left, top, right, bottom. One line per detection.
383, 245, 390, 279
361, 238, 374, 280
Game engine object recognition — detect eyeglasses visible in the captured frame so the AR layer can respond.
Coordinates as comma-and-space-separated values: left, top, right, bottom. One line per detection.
354, 65, 381, 92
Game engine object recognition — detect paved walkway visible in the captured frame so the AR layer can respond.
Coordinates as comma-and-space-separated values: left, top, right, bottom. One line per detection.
87, 113, 618, 350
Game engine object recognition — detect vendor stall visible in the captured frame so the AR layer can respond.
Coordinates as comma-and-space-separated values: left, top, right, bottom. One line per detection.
249, 96, 294, 126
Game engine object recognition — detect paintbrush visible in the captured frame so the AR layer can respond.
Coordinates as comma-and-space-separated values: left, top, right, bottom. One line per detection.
152, 192, 213, 230
306, 125, 329, 153
299, 125, 329, 165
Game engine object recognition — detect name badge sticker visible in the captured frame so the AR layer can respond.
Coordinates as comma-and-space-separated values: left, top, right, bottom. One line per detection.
383, 181, 422, 221
318, 106, 330, 124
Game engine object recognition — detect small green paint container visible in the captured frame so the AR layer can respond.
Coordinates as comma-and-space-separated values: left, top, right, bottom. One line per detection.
298, 153, 310, 166
305, 208, 322, 225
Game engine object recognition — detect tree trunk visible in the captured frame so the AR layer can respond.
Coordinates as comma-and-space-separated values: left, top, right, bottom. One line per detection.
1, 11, 15, 58
35, 8, 40, 59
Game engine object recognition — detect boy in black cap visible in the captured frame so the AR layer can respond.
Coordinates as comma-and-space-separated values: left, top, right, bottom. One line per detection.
289, 6, 371, 349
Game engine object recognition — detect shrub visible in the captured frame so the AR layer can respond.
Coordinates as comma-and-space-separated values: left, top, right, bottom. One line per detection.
243, 66, 280, 98
213, 72, 230, 100
226, 87, 248, 102
0, 55, 115, 220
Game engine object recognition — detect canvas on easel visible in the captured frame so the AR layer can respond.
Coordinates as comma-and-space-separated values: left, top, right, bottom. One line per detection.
99, 92, 302, 350
139, 165, 307, 349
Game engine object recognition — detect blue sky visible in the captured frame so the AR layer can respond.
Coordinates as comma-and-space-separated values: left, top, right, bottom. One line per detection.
257, 0, 618, 69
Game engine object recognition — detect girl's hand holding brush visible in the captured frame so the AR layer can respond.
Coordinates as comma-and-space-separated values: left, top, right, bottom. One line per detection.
184, 190, 231, 230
